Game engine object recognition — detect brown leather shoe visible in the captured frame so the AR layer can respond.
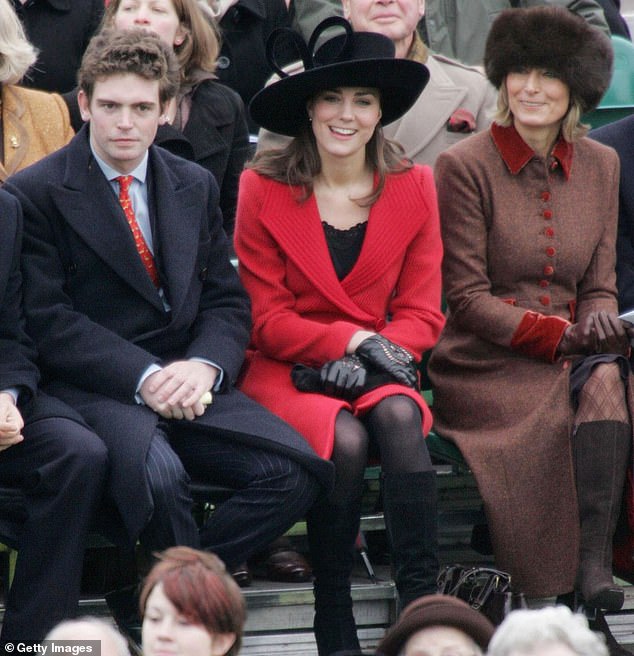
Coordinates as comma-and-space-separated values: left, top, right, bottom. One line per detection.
230, 561, 252, 588
264, 538, 313, 583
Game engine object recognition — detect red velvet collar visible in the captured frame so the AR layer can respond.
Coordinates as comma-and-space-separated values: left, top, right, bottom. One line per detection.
491, 122, 573, 180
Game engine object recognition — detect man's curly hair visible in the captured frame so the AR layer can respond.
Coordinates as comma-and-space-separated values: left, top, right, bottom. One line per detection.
79, 28, 180, 105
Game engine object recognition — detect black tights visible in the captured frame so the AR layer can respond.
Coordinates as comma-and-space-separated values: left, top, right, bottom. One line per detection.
329, 395, 433, 503
308, 395, 436, 655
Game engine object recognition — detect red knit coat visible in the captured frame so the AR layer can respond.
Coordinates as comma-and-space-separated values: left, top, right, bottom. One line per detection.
234, 165, 445, 458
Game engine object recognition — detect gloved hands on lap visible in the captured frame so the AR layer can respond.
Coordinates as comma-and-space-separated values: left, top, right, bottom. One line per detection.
319, 355, 369, 401
355, 334, 418, 388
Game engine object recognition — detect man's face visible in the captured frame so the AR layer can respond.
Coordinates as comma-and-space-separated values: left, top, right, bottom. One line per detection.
78, 73, 164, 174
343, 0, 425, 44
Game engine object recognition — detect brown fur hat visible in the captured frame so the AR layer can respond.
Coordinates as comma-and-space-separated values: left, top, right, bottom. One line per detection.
484, 6, 613, 113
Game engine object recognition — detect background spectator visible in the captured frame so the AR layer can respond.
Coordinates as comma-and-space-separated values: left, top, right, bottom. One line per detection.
487, 606, 608, 656
376, 594, 495, 656
13, 0, 104, 94
596, 0, 631, 39
45, 618, 130, 656
0, 0, 73, 183
290, 0, 612, 67
203, 0, 295, 134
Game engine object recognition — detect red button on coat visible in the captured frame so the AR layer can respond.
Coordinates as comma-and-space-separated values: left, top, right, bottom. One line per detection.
375, 319, 386, 331
539, 280, 550, 288
546, 247, 556, 257
541, 191, 551, 202
545, 227, 555, 237
543, 210, 553, 219
539, 296, 551, 306
543, 265, 554, 276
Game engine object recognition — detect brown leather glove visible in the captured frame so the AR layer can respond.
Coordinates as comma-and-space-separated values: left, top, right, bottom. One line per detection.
558, 311, 630, 356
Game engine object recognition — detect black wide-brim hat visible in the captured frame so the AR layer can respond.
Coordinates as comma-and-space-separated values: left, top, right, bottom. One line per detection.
484, 6, 613, 114
249, 16, 430, 137
376, 594, 495, 656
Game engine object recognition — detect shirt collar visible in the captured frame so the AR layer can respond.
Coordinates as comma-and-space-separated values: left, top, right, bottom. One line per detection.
90, 144, 149, 185
490, 122, 573, 180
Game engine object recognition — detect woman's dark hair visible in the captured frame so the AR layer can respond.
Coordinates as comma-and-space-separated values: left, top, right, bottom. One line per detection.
248, 120, 412, 206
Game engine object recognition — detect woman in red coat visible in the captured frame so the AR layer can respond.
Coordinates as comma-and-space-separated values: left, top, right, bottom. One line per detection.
235, 18, 444, 656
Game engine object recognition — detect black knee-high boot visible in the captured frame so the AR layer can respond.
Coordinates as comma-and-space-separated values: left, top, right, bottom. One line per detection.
307, 493, 364, 656
382, 470, 440, 610
573, 420, 631, 611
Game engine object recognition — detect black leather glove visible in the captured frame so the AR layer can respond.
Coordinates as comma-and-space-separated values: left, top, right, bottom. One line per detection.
319, 355, 368, 401
355, 334, 418, 388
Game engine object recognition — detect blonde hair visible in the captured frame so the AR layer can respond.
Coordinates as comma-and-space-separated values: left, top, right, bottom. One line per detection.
494, 82, 588, 142
0, 0, 37, 85
102, 0, 221, 88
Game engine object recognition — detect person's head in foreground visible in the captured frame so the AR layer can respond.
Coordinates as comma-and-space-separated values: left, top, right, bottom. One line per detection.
376, 594, 495, 656
140, 546, 246, 656
487, 605, 608, 656
45, 617, 129, 656
484, 6, 612, 145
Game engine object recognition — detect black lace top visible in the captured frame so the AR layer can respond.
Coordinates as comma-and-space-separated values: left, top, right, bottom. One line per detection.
322, 221, 368, 281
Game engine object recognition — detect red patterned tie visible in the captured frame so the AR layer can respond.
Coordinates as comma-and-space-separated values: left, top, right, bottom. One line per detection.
116, 175, 160, 288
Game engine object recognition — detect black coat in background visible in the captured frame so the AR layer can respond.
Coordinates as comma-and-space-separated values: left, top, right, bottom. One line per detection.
596, 0, 631, 39
13, 0, 104, 94
154, 79, 251, 237
216, 0, 295, 133
591, 116, 634, 312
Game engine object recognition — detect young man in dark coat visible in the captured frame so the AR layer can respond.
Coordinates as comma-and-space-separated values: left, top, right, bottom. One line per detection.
0, 190, 108, 646
4, 27, 332, 636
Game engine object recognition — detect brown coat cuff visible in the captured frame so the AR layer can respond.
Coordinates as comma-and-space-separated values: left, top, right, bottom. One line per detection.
510, 311, 570, 362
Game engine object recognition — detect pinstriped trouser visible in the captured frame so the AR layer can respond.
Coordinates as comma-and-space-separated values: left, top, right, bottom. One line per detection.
141, 426, 320, 567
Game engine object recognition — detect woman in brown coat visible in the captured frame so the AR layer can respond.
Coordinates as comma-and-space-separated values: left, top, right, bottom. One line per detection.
428, 7, 632, 611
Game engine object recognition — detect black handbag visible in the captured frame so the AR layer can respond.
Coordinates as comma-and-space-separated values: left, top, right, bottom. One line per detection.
437, 564, 527, 626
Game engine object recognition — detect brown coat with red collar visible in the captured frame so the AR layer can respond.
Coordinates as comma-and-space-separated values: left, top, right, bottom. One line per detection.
428, 124, 621, 596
